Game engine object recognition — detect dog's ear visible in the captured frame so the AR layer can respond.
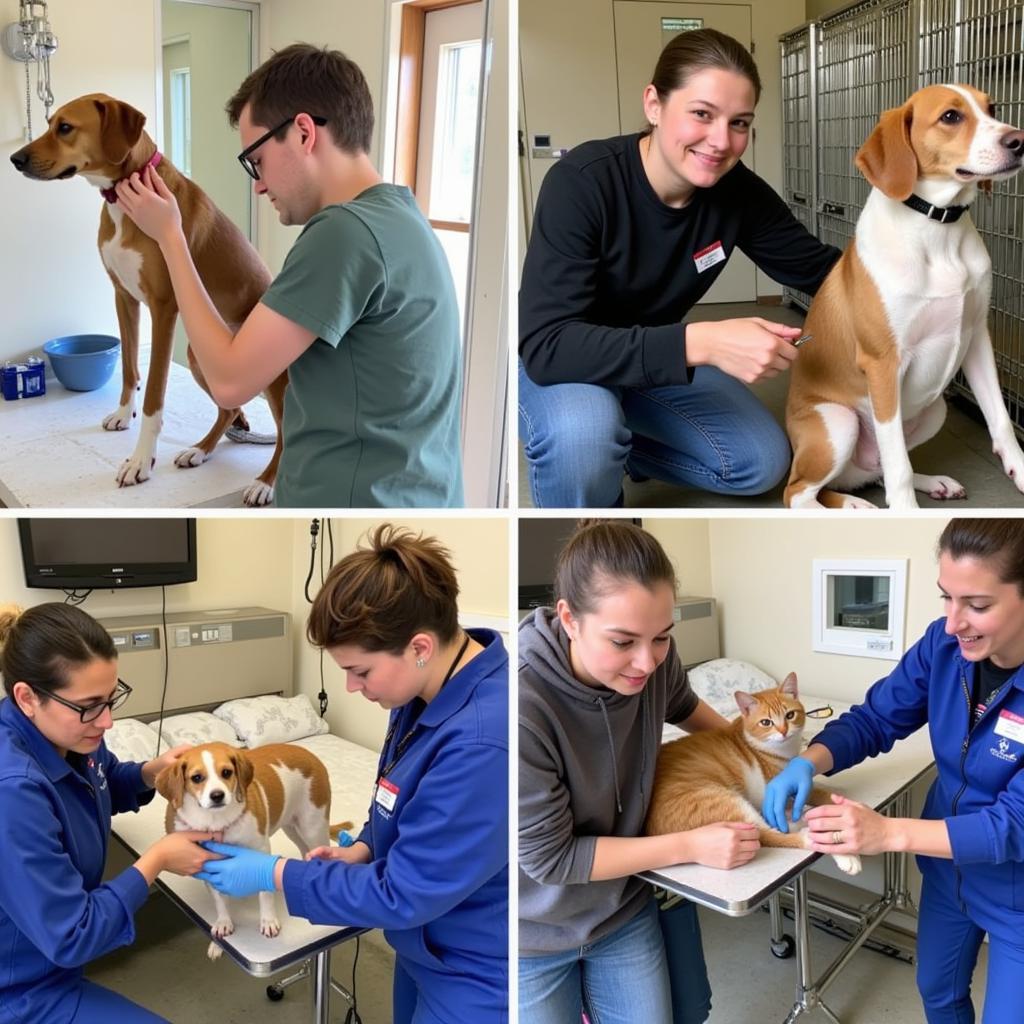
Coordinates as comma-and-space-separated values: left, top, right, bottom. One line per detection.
155, 757, 188, 809
855, 103, 918, 199
93, 97, 146, 165
230, 750, 254, 803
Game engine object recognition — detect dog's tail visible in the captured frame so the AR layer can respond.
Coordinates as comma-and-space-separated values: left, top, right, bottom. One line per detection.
329, 820, 355, 841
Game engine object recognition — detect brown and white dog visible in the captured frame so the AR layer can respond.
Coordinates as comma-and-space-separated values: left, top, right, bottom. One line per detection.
10, 93, 286, 506
784, 84, 1024, 509
156, 742, 330, 959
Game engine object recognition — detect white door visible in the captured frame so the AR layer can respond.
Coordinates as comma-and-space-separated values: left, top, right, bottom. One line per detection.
613, 1, 756, 303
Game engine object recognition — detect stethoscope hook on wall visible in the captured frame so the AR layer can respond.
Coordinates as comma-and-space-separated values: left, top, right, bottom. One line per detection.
1, 0, 58, 140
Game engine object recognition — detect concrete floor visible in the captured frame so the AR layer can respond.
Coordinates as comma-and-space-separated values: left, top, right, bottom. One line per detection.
87, 844, 395, 1023
518, 301, 1024, 510
697, 897, 988, 1023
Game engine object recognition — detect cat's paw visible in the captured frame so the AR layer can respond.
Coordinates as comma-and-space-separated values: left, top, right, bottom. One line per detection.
832, 853, 862, 875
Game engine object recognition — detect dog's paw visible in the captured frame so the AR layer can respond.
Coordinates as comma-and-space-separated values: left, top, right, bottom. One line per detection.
116, 454, 154, 487
102, 406, 135, 431
210, 916, 234, 939
913, 473, 966, 500
174, 446, 210, 469
832, 853, 862, 876
206, 940, 224, 961
994, 439, 1024, 492
243, 480, 274, 507
260, 915, 281, 938
885, 492, 920, 511
839, 494, 878, 509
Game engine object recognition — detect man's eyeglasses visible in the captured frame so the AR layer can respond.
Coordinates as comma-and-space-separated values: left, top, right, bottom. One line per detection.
237, 115, 328, 181
31, 679, 132, 724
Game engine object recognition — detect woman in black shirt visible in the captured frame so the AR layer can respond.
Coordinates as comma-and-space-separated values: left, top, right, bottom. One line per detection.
518, 29, 840, 508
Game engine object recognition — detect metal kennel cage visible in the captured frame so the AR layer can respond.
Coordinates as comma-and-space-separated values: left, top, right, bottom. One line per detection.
780, 0, 1024, 433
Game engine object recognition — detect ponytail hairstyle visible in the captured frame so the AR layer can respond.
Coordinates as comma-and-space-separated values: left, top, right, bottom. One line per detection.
643, 28, 761, 135
0, 602, 117, 701
937, 519, 1024, 595
306, 525, 460, 653
554, 519, 677, 616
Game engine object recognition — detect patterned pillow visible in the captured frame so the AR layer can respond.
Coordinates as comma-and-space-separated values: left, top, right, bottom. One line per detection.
212, 694, 330, 749
687, 658, 777, 719
105, 718, 162, 763
158, 712, 239, 750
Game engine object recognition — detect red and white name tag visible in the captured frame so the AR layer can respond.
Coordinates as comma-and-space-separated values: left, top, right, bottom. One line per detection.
375, 777, 399, 812
994, 709, 1024, 743
694, 241, 726, 273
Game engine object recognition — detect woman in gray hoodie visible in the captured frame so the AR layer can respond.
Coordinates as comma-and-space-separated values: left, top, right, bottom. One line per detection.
519, 520, 760, 1023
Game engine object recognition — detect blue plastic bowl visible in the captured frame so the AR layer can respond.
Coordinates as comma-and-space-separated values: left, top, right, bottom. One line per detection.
42, 334, 120, 392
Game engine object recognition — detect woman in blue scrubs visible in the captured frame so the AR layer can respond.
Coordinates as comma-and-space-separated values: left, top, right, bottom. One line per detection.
763, 518, 1024, 1024
0, 603, 220, 1024
196, 525, 509, 1024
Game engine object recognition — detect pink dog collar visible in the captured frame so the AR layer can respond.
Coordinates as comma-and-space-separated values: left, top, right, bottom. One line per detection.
101, 150, 163, 204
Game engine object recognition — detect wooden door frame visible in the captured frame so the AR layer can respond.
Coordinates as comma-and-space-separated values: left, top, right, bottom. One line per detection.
395, 0, 478, 229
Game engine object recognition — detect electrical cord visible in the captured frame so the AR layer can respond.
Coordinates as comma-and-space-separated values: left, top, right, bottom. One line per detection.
304, 517, 331, 717
343, 935, 362, 1024
62, 589, 92, 606
154, 585, 170, 756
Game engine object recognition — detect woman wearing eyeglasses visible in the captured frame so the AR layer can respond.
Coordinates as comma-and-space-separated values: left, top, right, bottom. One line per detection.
0, 603, 220, 1024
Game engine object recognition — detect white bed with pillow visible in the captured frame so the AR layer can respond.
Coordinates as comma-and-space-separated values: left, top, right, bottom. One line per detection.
106, 692, 380, 1017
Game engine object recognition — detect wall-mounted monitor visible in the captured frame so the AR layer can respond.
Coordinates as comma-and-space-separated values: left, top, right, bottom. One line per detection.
519, 518, 643, 611
19, 518, 198, 590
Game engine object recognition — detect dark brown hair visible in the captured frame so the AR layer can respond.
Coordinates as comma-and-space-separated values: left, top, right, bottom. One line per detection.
0, 602, 116, 700
644, 28, 761, 135
307, 525, 460, 654
226, 42, 374, 155
938, 519, 1024, 595
555, 520, 677, 615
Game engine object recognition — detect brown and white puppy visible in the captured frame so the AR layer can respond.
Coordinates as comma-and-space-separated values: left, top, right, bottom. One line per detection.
156, 742, 330, 959
10, 93, 287, 506
785, 84, 1024, 509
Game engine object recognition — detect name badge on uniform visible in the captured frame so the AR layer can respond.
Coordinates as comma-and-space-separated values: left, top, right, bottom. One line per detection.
375, 777, 399, 812
694, 241, 726, 273
994, 709, 1024, 743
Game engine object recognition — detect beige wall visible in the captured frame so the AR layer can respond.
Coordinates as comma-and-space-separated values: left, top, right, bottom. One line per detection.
703, 517, 946, 701
1, 515, 508, 754
289, 516, 510, 751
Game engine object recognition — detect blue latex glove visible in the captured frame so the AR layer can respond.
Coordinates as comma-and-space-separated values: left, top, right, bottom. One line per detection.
762, 756, 816, 833
195, 841, 281, 897
337, 831, 355, 848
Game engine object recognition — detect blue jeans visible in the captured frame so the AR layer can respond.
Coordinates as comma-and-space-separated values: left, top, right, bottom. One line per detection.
518, 361, 790, 507
519, 899, 708, 1024
916, 869, 1024, 1023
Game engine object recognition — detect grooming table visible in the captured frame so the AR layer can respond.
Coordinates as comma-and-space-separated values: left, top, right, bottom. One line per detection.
0, 353, 278, 508
111, 733, 379, 1024
642, 698, 935, 1023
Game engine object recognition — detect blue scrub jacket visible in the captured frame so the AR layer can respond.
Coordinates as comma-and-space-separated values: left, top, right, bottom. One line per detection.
0, 697, 154, 1023
283, 629, 509, 1023
813, 617, 1024, 939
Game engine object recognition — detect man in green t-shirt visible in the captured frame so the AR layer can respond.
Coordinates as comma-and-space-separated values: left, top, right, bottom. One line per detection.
115, 43, 464, 508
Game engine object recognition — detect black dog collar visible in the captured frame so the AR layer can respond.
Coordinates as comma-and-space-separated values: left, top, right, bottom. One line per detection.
902, 193, 971, 223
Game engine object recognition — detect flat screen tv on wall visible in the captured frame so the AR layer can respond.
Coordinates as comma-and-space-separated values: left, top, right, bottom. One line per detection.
19, 518, 198, 590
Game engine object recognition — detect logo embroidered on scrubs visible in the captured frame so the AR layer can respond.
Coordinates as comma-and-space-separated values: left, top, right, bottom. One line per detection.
989, 736, 1018, 763
87, 757, 108, 790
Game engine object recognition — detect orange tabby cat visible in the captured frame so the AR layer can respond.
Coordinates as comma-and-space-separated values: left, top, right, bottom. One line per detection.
645, 673, 861, 875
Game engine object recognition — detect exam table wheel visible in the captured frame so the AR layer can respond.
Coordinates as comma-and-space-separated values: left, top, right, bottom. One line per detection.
266, 984, 285, 1001
770, 934, 795, 959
